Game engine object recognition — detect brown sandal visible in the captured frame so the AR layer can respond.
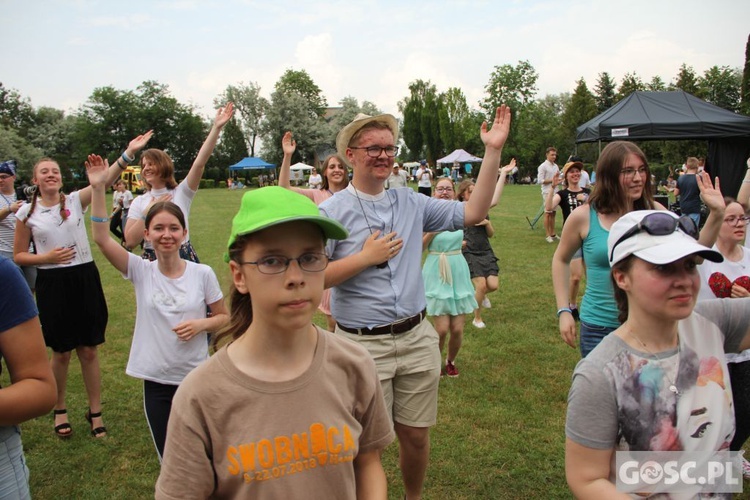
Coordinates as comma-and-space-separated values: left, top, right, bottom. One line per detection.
53, 409, 73, 438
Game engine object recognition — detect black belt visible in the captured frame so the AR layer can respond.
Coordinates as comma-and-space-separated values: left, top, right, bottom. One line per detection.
338, 309, 426, 336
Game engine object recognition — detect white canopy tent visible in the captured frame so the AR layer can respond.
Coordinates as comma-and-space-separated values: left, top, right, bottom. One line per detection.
290, 162, 314, 182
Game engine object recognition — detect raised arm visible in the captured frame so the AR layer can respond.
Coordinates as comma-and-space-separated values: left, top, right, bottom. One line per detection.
86, 155, 130, 274
278, 131, 297, 189
695, 172, 726, 248
185, 102, 235, 192
545, 172, 562, 212
737, 158, 750, 207
464, 105, 511, 225
78, 130, 154, 209
490, 159, 517, 208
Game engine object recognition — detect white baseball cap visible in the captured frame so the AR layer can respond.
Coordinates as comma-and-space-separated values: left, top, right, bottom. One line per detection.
608, 210, 722, 266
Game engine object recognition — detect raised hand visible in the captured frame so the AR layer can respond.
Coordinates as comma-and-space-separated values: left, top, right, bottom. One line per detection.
85, 155, 110, 188
696, 172, 725, 212
500, 158, 517, 175
282, 131, 296, 155
551, 172, 561, 187
214, 102, 235, 129
127, 130, 154, 156
480, 105, 512, 152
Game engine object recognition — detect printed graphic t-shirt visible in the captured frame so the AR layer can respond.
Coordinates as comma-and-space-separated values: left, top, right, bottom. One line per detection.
155, 327, 395, 500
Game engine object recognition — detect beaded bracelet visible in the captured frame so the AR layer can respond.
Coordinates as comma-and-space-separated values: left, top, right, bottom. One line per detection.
91, 215, 109, 223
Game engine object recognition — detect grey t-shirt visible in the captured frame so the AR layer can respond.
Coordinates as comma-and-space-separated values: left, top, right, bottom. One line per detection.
567, 298, 749, 451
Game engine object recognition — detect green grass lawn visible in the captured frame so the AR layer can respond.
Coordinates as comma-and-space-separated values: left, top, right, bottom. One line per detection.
4, 184, 748, 499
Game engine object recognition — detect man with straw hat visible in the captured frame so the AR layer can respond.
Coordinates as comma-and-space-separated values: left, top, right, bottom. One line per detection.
320, 106, 511, 499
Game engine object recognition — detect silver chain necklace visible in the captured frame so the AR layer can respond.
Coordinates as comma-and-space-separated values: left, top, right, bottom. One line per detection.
351, 184, 395, 269
628, 330, 681, 396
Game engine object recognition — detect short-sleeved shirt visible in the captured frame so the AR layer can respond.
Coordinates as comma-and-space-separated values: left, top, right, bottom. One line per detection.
128, 181, 196, 250
156, 328, 395, 499
16, 191, 94, 269
0, 192, 19, 253
556, 188, 590, 223
0, 256, 38, 333
320, 185, 463, 328
124, 254, 222, 385
566, 299, 750, 492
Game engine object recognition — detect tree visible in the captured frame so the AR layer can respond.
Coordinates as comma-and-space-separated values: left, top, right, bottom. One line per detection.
216, 82, 268, 156
0, 83, 35, 133
326, 96, 383, 147
481, 60, 538, 114
670, 64, 701, 96
438, 87, 475, 153
510, 93, 570, 174
274, 69, 327, 118
700, 65, 742, 112
399, 80, 433, 160
212, 118, 248, 175
420, 85, 442, 165
481, 60, 539, 156
0, 126, 43, 179
260, 90, 327, 166
617, 72, 645, 100
594, 72, 617, 113
742, 34, 750, 115
560, 78, 598, 146
647, 75, 667, 92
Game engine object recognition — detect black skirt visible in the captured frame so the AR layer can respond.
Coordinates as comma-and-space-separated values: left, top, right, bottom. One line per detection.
36, 261, 108, 352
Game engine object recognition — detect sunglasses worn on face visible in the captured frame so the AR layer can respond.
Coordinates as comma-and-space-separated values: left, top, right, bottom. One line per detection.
609, 212, 699, 262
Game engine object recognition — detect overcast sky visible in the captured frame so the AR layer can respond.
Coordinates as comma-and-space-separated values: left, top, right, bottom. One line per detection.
2, 0, 748, 120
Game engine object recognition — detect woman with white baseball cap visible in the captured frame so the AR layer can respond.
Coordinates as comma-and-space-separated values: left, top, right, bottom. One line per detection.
565, 209, 750, 498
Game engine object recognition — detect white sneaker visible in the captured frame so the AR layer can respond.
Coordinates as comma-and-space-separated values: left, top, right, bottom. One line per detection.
472, 319, 486, 329
545, 236, 555, 243
554, 234, 560, 240
482, 297, 491, 309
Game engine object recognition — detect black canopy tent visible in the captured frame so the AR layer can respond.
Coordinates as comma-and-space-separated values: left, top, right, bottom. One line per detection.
576, 91, 750, 197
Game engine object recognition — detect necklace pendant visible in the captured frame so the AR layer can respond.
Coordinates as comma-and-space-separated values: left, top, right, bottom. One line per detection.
669, 384, 679, 395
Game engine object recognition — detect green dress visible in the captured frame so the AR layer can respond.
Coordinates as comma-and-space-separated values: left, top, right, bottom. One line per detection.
422, 230, 478, 316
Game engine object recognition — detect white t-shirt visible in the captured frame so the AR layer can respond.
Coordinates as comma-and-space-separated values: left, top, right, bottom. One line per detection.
128, 180, 196, 250
698, 245, 750, 363
124, 253, 223, 385
578, 169, 591, 189
537, 160, 559, 196
113, 190, 133, 210
308, 173, 322, 189
416, 168, 433, 188
16, 191, 94, 269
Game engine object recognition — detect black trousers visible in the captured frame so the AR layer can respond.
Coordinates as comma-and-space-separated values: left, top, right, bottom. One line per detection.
143, 380, 179, 461
729, 360, 750, 452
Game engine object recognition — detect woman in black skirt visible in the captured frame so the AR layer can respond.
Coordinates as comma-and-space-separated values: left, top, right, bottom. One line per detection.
13, 132, 152, 438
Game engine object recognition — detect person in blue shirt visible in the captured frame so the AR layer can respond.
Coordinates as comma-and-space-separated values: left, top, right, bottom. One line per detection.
320, 106, 511, 500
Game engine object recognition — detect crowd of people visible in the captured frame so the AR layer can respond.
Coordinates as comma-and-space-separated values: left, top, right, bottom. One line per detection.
2, 98, 750, 498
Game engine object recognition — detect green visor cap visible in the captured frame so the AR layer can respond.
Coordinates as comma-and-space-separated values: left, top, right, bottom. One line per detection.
225, 186, 349, 262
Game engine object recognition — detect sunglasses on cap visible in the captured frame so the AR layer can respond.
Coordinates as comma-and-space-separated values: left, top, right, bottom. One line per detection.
609, 212, 699, 263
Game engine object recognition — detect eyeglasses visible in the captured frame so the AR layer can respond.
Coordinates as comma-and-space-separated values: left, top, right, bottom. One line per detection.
435, 186, 454, 193
620, 166, 648, 179
350, 146, 399, 158
0, 174, 12, 180
724, 215, 750, 226
237, 252, 329, 274
609, 212, 698, 262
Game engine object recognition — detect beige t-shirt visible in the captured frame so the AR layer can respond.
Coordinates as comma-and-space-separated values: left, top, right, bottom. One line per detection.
155, 327, 394, 500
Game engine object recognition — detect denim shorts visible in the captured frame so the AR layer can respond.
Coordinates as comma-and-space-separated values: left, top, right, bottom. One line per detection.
0, 426, 30, 500
579, 320, 617, 358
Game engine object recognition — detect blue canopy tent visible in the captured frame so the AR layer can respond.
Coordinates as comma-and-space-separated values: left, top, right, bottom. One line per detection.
228, 157, 276, 170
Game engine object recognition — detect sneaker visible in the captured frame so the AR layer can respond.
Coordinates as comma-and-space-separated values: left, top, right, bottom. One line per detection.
570, 306, 580, 321
742, 457, 750, 479
545, 235, 555, 243
554, 234, 561, 240
472, 319, 486, 329
482, 297, 491, 309
445, 360, 459, 378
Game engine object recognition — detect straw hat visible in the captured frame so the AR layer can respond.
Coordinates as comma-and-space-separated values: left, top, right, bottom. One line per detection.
335, 113, 399, 165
